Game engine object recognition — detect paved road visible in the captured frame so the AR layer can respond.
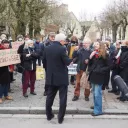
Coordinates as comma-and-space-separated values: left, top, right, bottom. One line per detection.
0, 115, 127, 128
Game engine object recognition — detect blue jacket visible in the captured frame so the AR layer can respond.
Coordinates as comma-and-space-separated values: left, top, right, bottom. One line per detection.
34, 42, 42, 54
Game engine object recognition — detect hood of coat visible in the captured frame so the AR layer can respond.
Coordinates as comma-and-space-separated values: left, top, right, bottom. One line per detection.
121, 46, 128, 53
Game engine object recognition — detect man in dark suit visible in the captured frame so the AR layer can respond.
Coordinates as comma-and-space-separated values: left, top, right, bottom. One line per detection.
43, 33, 72, 124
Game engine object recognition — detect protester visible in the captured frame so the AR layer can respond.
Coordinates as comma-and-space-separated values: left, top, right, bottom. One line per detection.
0, 40, 13, 104
21, 40, 39, 97
67, 36, 78, 85
44, 33, 72, 124
117, 40, 128, 101
88, 42, 110, 116
72, 38, 92, 101
108, 41, 121, 95
43, 32, 56, 96
34, 38, 42, 66
102, 42, 110, 90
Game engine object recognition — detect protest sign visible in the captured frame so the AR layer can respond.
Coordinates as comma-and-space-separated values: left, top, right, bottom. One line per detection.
11, 41, 24, 49
0, 49, 20, 67
68, 64, 77, 75
36, 66, 45, 80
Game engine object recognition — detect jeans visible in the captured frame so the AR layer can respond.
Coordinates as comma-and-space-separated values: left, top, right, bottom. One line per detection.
91, 83, 102, 115
0, 84, 8, 98
111, 70, 119, 92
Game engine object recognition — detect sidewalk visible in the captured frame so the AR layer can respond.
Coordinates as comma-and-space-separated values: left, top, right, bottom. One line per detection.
0, 73, 128, 114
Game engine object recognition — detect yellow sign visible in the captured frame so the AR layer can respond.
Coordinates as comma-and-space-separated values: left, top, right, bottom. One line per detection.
36, 66, 45, 80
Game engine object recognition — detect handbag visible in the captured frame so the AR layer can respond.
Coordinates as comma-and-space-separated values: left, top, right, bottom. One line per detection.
16, 64, 25, 73
80, 72, 90, 89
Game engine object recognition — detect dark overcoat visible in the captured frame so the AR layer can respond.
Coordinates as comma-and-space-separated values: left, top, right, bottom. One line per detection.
43, 41, 71, 86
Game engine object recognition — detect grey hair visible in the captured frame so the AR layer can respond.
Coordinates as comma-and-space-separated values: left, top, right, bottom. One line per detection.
83, 37, 92, 43
55, 33, 66, 42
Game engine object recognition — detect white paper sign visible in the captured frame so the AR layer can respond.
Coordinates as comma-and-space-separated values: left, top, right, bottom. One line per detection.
68, 64, 77, 75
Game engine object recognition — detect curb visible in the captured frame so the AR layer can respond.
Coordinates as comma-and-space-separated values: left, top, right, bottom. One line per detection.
1, 114, 128, 119
0, 107, 128, 115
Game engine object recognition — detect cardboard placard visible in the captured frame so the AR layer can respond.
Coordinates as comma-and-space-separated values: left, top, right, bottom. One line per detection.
0, 49, 21, 67
11, 41, 24, 49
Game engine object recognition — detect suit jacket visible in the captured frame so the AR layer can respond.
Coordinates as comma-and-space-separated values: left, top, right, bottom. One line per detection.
43, 41, 72, 86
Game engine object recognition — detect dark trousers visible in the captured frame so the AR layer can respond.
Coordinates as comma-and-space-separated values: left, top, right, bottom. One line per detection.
111, 70, 119, 92
10, 72, 13, 82
44, 68, 49, 93
37, 58, 41, 66
70, 76, 75, 83
102, 70, 110, 90
0, 84, 8, 98
8, 72, 13, 91
46, 85, 68, 120
22, 70, 36, 95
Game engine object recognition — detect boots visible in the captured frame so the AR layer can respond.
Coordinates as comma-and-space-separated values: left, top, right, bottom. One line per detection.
5, 96, 13, 100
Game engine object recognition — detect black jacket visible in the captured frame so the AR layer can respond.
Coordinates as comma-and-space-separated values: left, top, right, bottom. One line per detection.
22, 47, 39, 71
77, 48, 91, 72
43, 41, 72, 86
119, 46, 128, 83
42, 40, 53, 69
88, 56, 110, 85
0, 48, 10, 84
17, 43, 25, 65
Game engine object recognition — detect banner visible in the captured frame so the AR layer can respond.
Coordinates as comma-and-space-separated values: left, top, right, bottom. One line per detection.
0, 49, 20, 67
36, 66, 45, 80
68, 64, 77, 75
11, 41, 24, 49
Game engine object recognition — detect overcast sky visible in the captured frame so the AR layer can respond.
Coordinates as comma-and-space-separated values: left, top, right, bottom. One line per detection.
61, 0, 118, 20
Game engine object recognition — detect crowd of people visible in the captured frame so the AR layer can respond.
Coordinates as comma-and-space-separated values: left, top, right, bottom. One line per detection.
0, 32, 128, 124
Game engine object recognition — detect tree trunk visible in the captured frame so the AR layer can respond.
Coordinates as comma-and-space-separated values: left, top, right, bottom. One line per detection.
100, 28, 103, 41
118, 26, 121, 40
107, 29, 109, 36
29, 20, 34, 38
112, 24, 118, 43
16, 20, 26, 37
122, 24, 127, 40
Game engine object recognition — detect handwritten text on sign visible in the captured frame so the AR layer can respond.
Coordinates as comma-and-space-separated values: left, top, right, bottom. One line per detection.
0, 49, 21, 67
11, 41, 24, 49
68, 64, 77, 75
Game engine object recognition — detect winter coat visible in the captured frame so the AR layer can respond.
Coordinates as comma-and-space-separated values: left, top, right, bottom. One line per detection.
22, 47, 39, 71
119, 46, 128, 84
43, 41, 71, 86
76, 48, 91, 72
34, 42, 42, 55
0, 47, 10, 85
42, 39, 53, 69
88, 55, 110, 85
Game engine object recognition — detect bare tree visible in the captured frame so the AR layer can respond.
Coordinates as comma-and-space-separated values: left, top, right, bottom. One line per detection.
100, 1, 123, 42
117, 0, 128, 39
